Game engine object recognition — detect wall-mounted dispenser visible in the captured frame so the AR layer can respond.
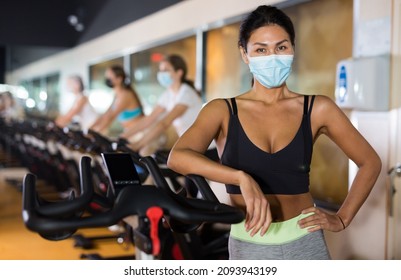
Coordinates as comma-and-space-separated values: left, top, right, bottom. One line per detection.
335, 55, 390, 111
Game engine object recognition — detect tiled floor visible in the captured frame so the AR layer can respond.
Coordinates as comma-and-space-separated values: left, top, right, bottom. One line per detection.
0, 168, 134, 260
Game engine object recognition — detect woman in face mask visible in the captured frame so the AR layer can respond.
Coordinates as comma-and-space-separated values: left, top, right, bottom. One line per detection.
90, 65, 143, 134
167, 5, 381, 260
121, 54, 203, 156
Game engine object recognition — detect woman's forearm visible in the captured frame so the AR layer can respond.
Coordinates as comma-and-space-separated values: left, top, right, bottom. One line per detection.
91, 117, 109, 132
90, 115, 104, 129
122, 106, 165, 138
130, 122, 165, 151
121, 116, 152, 138
336, 154, 381, 227
55, 116, 67, 127
168, 148, 245, 187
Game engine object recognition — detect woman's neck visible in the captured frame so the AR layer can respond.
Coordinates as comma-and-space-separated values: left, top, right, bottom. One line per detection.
114, 85, 124, 94
169, 81, 182, 93
251, 81, 290, 104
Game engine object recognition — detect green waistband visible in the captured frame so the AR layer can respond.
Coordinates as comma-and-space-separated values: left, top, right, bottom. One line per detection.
230, 212, 314, 245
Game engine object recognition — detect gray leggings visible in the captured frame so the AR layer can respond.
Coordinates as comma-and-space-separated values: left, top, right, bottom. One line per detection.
229, 230, 331, 260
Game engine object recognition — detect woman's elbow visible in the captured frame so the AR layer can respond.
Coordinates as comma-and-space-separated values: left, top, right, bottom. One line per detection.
167, 149, 180, 171
372, 152, 382, 178
362, 151, 382, 183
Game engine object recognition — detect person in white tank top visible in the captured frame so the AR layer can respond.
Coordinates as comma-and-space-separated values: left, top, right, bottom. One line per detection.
121, 54, 203, 155
55, 75, 99, 130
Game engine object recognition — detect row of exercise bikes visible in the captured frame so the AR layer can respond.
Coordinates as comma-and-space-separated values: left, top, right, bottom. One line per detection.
0, 116, 244, 260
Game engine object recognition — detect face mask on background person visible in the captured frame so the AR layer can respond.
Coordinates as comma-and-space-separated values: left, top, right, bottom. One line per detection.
157, 71, 174, 88
248, 54, 294, 88
105, 78, 114, 88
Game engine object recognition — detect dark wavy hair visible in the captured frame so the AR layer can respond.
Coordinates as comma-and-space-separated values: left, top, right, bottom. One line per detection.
238, 5, 295, 51
108, 65, 143, 110
109, 65, 131, 89
165, 54, 200, 96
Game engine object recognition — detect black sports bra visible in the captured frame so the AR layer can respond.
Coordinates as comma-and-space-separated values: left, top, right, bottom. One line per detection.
220, 95, 315, 195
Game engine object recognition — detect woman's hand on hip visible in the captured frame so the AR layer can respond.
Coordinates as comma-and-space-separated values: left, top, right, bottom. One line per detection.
298, 207, 346, 232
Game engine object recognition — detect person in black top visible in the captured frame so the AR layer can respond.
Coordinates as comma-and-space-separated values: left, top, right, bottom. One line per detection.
167, 5, 381, 259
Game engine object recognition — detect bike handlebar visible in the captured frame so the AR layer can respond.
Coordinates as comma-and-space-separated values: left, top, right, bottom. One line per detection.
33, 156, 95, 217
22, 175, 244, 239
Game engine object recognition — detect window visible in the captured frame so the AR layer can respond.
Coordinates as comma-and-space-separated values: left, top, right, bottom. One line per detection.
45, 73, 61, 118
19, 73, 60, 119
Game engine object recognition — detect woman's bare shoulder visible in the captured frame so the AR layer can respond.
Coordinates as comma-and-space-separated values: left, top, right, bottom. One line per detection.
311, 94, 340, 113
192, 98, 234, 125
203, 97, 232, 111
309, 94, 348, 135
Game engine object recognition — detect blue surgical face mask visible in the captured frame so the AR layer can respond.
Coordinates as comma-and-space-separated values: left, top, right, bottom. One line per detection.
157, 71, 173, 88
248, 54, 294, 88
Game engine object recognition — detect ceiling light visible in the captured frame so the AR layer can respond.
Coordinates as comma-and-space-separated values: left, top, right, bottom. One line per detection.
67, 13, 84, 32
68, 15, 78, 26
75, 23, 84, 32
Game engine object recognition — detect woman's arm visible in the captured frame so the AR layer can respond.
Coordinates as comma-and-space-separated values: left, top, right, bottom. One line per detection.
55, 96, 86, 127
91, 94, 131, 133
168, 99, 271, 236
90, 105, 118, 133
129, 104, 187, 151
120, 105, 165, 138
299, 96, 381, 232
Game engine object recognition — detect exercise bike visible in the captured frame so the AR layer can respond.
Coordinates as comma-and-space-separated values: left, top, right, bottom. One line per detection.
22, 153, 244, 260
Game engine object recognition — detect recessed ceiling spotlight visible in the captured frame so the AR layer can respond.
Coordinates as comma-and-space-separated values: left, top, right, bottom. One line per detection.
75, 23, 84, 32
67, 15, 78, 26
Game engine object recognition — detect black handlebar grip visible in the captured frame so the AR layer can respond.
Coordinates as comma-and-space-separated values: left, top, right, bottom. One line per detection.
33, 156, 95, 217
186, 174, 219, 202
